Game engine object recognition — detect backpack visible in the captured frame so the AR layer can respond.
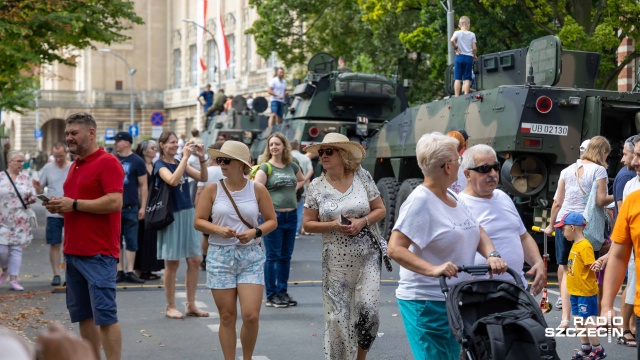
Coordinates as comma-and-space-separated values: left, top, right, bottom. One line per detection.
248, 162, 272, 181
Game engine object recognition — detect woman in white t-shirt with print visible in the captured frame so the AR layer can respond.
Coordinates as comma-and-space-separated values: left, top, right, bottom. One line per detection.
388, 132, 507, 360
544, 135, 613, 329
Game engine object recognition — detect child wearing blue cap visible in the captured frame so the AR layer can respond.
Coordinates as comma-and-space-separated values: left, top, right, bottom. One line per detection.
554, 211, 606, 359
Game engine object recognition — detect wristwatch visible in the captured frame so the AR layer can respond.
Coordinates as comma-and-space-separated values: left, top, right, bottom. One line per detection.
254, 227, 263, 239
488, 251, 501, 259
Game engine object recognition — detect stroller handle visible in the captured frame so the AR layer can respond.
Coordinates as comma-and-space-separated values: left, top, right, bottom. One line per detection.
439, 265, 524, 295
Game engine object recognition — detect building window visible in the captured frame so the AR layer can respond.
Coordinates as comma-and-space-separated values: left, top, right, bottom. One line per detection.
115, 81, 123, 91
207, 40, 217, 85
190, 45, 197, 87
267, 51, 278, 69
226, 34, 235, 80
245, 34, 252, 72
173, 49, 181, 89
118, 122, 125, 132
170, 119, 177, 133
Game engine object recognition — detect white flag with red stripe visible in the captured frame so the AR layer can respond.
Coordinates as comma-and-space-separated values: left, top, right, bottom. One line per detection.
215, 0, 230, 71
197, 0, 207, 72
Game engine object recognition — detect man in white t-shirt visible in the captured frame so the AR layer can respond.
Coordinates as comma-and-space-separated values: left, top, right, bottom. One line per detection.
290, 140, 313, 235
267, 67, 287, 126
195, 141, 226, 270
459, 144, 544, 293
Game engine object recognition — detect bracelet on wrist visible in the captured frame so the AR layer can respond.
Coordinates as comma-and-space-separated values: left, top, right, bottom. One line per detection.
364, 216, 370, 227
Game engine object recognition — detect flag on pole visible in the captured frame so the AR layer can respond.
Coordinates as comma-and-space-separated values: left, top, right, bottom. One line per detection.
197, 0, 207, 72
215, 0, 230, 71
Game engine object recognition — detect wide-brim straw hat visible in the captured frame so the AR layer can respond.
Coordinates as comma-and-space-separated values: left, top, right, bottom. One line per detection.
304, 133, 366, 162
207, 140, 252, 168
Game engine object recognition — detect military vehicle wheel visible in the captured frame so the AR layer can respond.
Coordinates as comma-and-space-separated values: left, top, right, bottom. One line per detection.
376, 177, 400, 240
394, 179, 423, 225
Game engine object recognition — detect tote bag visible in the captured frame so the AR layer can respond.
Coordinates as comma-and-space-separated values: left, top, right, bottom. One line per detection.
580, 180, 606, 251
144, 172, 174, 231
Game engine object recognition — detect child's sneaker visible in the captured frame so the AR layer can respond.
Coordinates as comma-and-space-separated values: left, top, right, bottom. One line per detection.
572, 346, 592, 359
587, 345, 606, 360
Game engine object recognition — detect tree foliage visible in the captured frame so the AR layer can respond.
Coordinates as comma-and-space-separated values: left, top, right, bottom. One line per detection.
0, 0, 144, 113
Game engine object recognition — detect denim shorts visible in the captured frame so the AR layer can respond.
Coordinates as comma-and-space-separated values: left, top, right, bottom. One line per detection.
45, 217, 64, 245
570, 294, 598, 318
454, 55, 473, 81
65, 254, 118, 326
270, 101, 285, 118
121, 206, 139, 252
206, 244, 265, 289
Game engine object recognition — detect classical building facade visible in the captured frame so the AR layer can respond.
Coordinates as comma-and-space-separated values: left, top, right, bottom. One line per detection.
1, 0, 279, 153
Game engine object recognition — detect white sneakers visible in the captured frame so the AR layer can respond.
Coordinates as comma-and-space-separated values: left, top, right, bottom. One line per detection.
9, 280, 24, 291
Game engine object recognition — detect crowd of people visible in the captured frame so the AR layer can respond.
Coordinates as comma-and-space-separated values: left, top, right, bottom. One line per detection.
4, 106, 640, 360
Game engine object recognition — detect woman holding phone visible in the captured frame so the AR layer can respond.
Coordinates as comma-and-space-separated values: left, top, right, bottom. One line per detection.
155, 131, 208, 319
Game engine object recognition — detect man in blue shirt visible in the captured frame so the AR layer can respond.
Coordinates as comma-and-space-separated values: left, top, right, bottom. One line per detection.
197, 84, 215, 114
114, 132, 148, 283
613, 135, 637, 214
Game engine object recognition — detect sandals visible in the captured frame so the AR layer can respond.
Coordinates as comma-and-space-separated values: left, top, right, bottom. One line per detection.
165, 308, 184, 320
185, 303, 209, 318
618, 330, 636, 347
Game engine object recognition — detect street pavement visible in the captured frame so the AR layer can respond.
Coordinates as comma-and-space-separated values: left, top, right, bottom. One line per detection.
0, 203, 636, 359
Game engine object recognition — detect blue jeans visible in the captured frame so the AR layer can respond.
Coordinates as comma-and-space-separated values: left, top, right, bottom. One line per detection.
264, 210, 297, 299
296, 196, 305, 234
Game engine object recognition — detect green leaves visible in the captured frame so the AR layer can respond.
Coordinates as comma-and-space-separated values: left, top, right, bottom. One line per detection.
0, 0, 143, 113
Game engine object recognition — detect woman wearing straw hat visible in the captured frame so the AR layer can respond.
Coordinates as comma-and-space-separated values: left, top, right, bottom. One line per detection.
254, 132, 305, 308
195, 141, 277, 360
302, 133, 386, 360
155, 131, 209, 319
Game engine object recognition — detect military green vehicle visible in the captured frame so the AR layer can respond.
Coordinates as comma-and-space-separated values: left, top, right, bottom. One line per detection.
199, 95, 270, 149
249, 53, 408, 161
363, 35, 640, 240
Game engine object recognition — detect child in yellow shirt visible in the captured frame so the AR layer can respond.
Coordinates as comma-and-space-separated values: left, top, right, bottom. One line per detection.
554, 211, 606, 359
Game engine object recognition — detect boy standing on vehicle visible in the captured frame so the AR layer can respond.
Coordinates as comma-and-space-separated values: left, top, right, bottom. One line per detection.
554, 212, 606, 359
450, 16, 477, 96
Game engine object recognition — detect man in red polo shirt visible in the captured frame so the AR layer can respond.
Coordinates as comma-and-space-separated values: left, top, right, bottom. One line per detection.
45, 112, 124, 360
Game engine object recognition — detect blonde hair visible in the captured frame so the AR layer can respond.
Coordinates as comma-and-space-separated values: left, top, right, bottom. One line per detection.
459, 16, 470, 26
335, 147, 360, 172
261, 132, 292, 165
446, 131, 465, 152
416, 132, 459, 177
581, 135, 610, 168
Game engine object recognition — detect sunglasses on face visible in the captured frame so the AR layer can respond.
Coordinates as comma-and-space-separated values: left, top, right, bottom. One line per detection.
467, 162, 501, 174
318, 148, 338, 157
216, 157, 232, 165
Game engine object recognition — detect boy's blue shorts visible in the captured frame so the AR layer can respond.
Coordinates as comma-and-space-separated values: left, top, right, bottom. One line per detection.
454, 55, 474, 81
570, 294, 598, 318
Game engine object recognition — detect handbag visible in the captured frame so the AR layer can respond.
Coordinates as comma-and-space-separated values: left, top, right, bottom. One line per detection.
144, 170, 174, 231
4, 170, 37, 228
575, 165, 606, 251
354, 170, 393, 272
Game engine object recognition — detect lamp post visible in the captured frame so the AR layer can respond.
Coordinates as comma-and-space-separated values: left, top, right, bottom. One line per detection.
440, 0, 455, 65
99, 49, 137, 128
182, 19, 221, 86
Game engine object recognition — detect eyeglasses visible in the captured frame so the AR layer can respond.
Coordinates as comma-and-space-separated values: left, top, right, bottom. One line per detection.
467, 162, 501, 174
11, 160, 25, 163
216, 157, 232, 165
318, 148, 338, 157
440, 156, 462, 168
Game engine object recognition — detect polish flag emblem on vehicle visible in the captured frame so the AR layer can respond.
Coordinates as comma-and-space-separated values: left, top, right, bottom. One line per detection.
521, 123, 532, 133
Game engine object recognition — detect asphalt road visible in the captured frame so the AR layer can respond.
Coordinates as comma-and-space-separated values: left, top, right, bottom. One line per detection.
0, 203, 636, 359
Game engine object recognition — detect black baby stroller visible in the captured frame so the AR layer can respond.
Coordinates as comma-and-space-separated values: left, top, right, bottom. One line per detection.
440, 265, 560, 360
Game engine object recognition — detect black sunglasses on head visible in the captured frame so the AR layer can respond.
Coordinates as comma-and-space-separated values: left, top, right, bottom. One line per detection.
467, 162, 501, 174
318, 148, 338, 157
216, 157, 232, 165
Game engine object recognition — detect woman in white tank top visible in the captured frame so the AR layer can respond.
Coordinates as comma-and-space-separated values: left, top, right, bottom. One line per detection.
195, 141, 277, 360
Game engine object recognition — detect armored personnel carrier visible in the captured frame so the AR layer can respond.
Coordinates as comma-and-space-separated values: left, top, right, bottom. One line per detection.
199, 95, 270, 149
249, 53, 408, 161
363, 36, 640, 239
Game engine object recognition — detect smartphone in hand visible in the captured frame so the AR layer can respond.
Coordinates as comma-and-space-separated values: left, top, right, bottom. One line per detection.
37, 194, 50, 202
340, 215, 351, 225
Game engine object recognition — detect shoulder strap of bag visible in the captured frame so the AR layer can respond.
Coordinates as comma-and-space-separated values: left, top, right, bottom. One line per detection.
219, 179, 253, 229
480, 312, 555, 360
4, 170, 28, 210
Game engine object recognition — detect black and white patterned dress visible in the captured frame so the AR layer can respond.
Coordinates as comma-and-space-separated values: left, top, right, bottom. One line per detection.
305, 167, 381, 359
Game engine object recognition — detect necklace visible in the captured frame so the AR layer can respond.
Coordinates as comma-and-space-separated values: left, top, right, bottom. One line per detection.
327, 173, 345, 183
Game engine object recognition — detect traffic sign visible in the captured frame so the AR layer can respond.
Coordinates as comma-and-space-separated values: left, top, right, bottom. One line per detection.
105, 128, 116, 145
129, 125, 139, 137
151, 126, 163, 139
34, 129, 43, 139
150, 112, 164, 126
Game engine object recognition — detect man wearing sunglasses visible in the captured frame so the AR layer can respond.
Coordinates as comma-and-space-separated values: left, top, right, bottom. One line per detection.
458, 144, 545, 294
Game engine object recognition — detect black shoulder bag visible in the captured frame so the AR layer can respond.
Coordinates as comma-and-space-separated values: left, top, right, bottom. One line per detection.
144, 163, 174, 231
5, 170, 37, 228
